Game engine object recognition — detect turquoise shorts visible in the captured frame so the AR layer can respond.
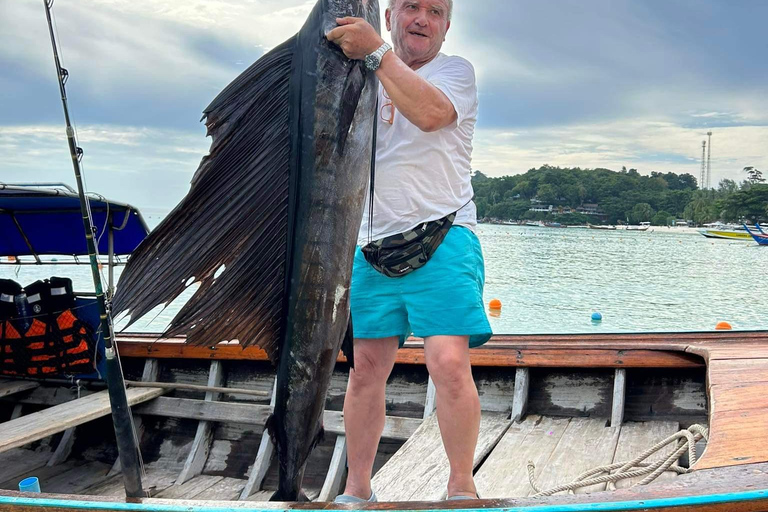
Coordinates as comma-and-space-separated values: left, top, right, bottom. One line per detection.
350, 226, 492, 347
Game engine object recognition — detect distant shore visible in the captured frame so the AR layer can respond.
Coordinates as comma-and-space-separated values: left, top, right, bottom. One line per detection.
478, 222, 706, 236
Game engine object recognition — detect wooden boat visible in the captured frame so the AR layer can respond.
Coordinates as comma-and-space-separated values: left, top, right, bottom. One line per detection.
587, 223, 617, 231
743, 224, 768, 246
1, 330, 768, 511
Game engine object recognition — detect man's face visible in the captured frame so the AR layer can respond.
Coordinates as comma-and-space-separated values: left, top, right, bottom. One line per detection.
386, 0, 451, 66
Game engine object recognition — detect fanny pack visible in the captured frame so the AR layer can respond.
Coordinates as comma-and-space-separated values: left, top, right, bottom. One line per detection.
361, 212, 456, 278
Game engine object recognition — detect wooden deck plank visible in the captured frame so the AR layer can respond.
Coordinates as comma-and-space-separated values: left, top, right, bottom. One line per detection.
702, 345, 768, 360
709, 383, 768, 414
707, 358, 768, 387
695, 407, 768, 470
0, 380, 38, 399
245, 489, 275, 502
532, 417, 621, 495
695, 356, 768, 470
0, 449, 52, 487
154, 475, 223, 499
41, 461, 111, 494
611, 421, 680, 489
186, 477, 246, 501
371, 412, 509, 502
0, 387, 164, 454
79, 474, 123, 497
0, 460, 83, 491
475, 415, 570, 498
80, 465, 177, 498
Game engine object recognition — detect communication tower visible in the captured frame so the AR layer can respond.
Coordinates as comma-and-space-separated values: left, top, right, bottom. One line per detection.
700, 140, 707, 190
706, 131, 713, 189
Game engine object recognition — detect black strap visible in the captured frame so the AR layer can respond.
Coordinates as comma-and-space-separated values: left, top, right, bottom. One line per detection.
367, 94, 379, 245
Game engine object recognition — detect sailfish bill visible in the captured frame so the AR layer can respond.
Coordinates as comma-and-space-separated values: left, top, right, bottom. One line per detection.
112, 0, 380, 501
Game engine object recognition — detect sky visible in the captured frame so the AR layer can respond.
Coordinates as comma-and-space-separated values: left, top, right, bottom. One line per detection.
1, 0, 767, 211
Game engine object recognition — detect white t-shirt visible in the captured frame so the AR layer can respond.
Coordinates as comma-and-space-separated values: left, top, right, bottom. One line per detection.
357, 53, 479, 246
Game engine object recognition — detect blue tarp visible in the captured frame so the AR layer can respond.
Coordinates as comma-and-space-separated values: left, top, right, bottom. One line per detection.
0, 185, 149, 257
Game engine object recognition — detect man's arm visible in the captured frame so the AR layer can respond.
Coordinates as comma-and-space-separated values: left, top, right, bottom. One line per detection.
326, 17, 457, 133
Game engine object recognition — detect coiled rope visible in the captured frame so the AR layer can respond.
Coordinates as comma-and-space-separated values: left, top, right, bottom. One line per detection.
527, 424, 709, 497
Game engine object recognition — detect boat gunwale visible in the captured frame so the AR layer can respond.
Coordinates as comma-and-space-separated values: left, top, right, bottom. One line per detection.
111, 331, 768, 367
0, 481, 767, 512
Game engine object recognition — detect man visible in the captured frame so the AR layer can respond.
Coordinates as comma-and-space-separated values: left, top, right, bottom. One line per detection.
327, 0, 491, 502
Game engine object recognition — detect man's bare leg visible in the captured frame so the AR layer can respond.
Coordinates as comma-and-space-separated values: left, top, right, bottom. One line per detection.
341, 336, 400, 499
424, 335, 480, 498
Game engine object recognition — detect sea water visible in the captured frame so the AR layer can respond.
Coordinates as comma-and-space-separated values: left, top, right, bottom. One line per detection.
1, 224, 765, 335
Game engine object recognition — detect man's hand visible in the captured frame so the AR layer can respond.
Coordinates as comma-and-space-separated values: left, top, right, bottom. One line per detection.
326, 17, 385, 61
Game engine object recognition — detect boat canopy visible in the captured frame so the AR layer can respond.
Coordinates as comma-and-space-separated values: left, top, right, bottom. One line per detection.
0, 184, 149, 258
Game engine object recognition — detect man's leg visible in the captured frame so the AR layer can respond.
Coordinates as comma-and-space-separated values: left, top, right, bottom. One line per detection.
341, 336, 400, 499
424, 335, 480, 498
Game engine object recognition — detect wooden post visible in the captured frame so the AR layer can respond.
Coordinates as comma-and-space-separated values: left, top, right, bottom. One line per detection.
109, 359, 159, 476
47, 427, 76, 466
10, 404, 23, 420
610, 369, 626, 427
177, 360, 224, 484
239, 378, 278, 500
318, 435, 348, 501
511, 368, 529, 423
423, 377, 437, 419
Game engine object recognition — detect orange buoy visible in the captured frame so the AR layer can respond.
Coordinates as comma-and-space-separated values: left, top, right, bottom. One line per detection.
489, 299, 502, 310
715, 321, 732, 331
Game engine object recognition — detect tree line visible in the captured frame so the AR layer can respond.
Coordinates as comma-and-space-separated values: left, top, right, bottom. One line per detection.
472, 165, 768, 226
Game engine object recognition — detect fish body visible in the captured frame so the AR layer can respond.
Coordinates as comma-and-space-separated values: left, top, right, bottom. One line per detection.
270, 0, 380, 501
112, 0, 380, 501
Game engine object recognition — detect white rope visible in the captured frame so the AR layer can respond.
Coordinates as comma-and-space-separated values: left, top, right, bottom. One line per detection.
527, 424, 709, 497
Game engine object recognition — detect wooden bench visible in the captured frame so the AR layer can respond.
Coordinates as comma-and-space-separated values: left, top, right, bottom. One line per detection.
0, 380, 38, 399
0, 387, 163, 454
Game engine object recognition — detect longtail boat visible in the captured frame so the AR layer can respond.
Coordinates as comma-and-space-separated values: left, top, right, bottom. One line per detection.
743, 224, 768, 246
1, 331, 768, 511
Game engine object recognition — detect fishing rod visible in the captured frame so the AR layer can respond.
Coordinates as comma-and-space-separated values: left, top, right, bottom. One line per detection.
42, 0, 145, 498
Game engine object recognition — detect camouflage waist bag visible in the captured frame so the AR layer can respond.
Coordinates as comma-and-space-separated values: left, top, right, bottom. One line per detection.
361, 212, 456, 278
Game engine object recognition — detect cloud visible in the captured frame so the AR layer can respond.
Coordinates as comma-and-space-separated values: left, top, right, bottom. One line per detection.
0, 124, 209, 209
473, 120, 768, 187
1, 0, 766, 209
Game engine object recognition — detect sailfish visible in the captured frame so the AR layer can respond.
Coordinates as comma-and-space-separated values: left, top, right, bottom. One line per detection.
112, 0, 380, 501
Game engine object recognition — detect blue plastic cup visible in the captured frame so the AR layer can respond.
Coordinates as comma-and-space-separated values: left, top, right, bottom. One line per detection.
18, 477, 41, 493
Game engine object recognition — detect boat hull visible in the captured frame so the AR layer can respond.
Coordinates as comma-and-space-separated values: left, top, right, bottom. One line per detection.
699, 230, 752, 240
2, 478, 768, 511
1, 331, 767, 508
